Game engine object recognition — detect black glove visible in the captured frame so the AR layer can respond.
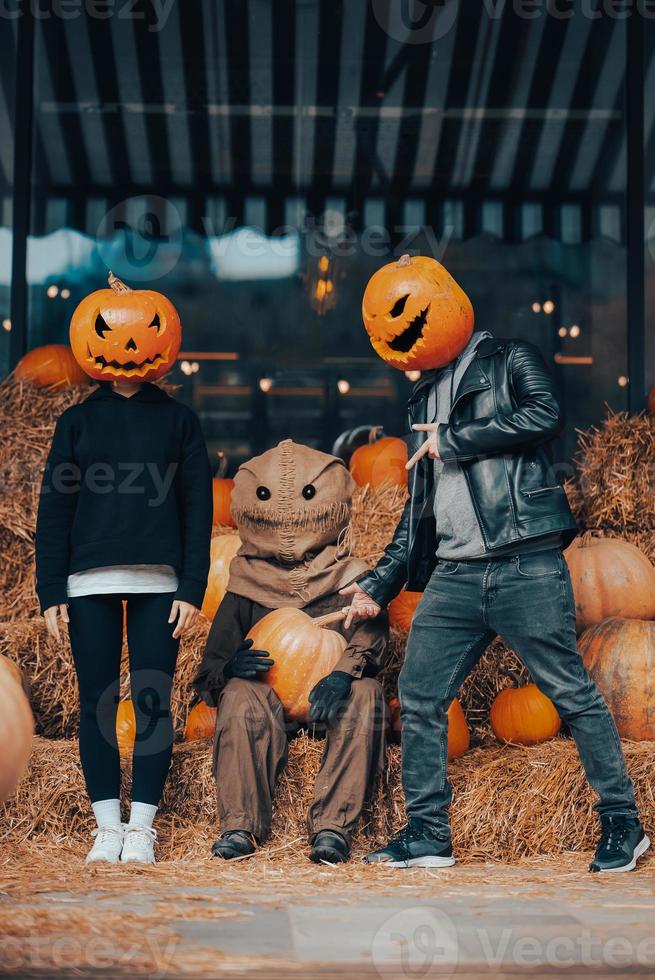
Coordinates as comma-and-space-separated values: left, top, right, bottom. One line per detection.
224, 639, 274, 680
308, 670, 353, 726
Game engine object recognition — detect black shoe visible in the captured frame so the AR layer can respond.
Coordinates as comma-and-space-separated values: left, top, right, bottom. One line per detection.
211, 830, 257, 860
309, 830, 350, 864
364, 819, 455, 868
589, 816, 650, 873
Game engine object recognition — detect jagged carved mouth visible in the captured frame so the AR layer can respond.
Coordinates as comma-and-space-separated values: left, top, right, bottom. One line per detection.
87, 345, 169, 376
387, 304, 430, 352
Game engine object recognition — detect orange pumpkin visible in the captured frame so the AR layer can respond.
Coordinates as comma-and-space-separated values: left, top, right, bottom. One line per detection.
388, 589, 422, 631
387, 696, 469, 758
246, 607, 347, 724
201, 534, 242, 619
648, 385, 655, 417
579, 617, 655, 741
15, 344, 88, 389
69, 272, 181, 382
185, 702, 217, 741
490, 684, 561, 746
212, 452, 236, 528
349, 427, 408, 489
362, 254, 474, 372
0, 654, 29, 697
564, 536, 655, 633
0, 671, 34, 801
116, 699, 136, 757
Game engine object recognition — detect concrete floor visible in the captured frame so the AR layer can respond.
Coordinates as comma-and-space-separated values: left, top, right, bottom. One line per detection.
5, 858, 655, 978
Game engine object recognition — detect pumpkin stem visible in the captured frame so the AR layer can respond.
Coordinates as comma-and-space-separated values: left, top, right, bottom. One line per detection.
216, 451, 229, 479
396, 253, 412, 267
368, 425, 384, 445
313, 608, 349, 628
108, 271, 133, 294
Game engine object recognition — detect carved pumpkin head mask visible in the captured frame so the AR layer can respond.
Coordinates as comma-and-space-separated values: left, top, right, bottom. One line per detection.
362, 254, 474, 372
69, 273, 181, 382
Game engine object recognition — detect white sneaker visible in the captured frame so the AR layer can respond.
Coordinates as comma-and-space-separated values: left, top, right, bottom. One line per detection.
121, 824, 157, 864
86, 825, 125, 864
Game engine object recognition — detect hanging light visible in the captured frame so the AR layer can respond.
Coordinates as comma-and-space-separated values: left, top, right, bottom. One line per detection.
60, 288, 71, 300
318, 255, 330, 273
180, 360, 192, 376
190, 361, 200, 374
558, 327, 568, 338
531, 302, 541, 314
618, 375, 629, 388
47, 285, 59, 298
543, 299, 555, 315
337, 379, 350, 395
259, 377, 273, 393
569, 324, 581, 338
405, 370, 421, 382
2, 318, 11, 332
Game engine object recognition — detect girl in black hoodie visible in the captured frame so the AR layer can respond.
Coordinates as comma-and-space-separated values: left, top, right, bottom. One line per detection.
35, 298, 212, 865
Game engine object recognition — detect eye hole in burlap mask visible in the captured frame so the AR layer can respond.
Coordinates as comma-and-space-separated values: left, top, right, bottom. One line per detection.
256, 485, 271, 501
302, 484, 316, 500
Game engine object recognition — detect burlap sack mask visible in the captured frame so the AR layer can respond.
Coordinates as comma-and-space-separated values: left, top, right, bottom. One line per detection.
228, 439, 368, 608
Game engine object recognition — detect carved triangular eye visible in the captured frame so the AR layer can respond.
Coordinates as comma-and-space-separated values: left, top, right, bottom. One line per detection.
149, 313, 161, 330
389, 294, 409, 318
95, 313, 110, 338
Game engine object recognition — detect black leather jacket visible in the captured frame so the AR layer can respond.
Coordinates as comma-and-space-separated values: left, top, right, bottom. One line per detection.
358, 337, 578, 608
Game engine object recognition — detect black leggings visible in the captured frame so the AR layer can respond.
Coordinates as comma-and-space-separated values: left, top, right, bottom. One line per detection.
67, 593, 180, 805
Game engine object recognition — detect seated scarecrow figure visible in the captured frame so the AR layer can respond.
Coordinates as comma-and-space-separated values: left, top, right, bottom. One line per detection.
193, 439, 389, 864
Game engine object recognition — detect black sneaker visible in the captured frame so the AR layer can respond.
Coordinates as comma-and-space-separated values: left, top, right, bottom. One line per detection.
211, 830, 257, 860
309, 830, 350, 864
589, 816, 650, 873
364, 820, 455, 868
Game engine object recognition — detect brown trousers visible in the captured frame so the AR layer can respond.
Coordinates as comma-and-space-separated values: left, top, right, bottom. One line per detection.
212, 677, 387, 845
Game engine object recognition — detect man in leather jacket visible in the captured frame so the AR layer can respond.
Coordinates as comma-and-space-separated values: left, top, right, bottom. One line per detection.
343, 331, 647, 874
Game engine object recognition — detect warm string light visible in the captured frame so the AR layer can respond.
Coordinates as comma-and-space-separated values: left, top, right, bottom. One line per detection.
337, 379, 350, 395
2, 318, 11, 332
180, 361, 200, 376
405, 370, 421, 382
259, 377, 273, 393
618, 375, 629, 388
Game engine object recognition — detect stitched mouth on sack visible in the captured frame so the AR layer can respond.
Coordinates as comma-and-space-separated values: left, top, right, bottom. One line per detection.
387, 305, 429, 352
232, 501, 350, 531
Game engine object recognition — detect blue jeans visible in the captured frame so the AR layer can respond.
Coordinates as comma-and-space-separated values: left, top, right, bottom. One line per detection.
399, 550, 637, 841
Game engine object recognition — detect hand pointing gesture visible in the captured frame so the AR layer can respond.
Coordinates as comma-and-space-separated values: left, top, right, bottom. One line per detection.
406, 423, 441, 470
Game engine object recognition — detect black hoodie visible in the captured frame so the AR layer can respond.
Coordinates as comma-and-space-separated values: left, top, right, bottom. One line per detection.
35, 383, 213, 613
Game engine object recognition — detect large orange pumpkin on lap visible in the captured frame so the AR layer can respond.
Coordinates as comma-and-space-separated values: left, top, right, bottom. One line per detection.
579, 617, 655, 741
362, 254, 474, 371
246, 607, 347, 724
70, 273, 181, 382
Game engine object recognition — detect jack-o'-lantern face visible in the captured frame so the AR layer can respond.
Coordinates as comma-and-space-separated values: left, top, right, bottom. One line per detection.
69, 273, 181, 382
362, 254, 474, 372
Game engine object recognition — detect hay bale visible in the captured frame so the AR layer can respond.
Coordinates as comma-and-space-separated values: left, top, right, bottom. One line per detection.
0, 616, 210, 740
351, 482, 407, 567
4, 735, 654, 862
575, 410, 655, 533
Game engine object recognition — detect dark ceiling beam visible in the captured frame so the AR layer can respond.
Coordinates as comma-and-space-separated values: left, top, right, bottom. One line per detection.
506, 10, 572, 192
85, 13, 131, 188
309, 0, 343, 214
387, 40, 432, 210
429, 9, 483, 198
224, 0, 251, 217
178, 1, 213, 197
549, 12, 615, 194
39, 16, 90, 188
271, 0, 296, 192
131, 0, 168, 187
350, 2, 389, 220
469, 7, 530, 193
